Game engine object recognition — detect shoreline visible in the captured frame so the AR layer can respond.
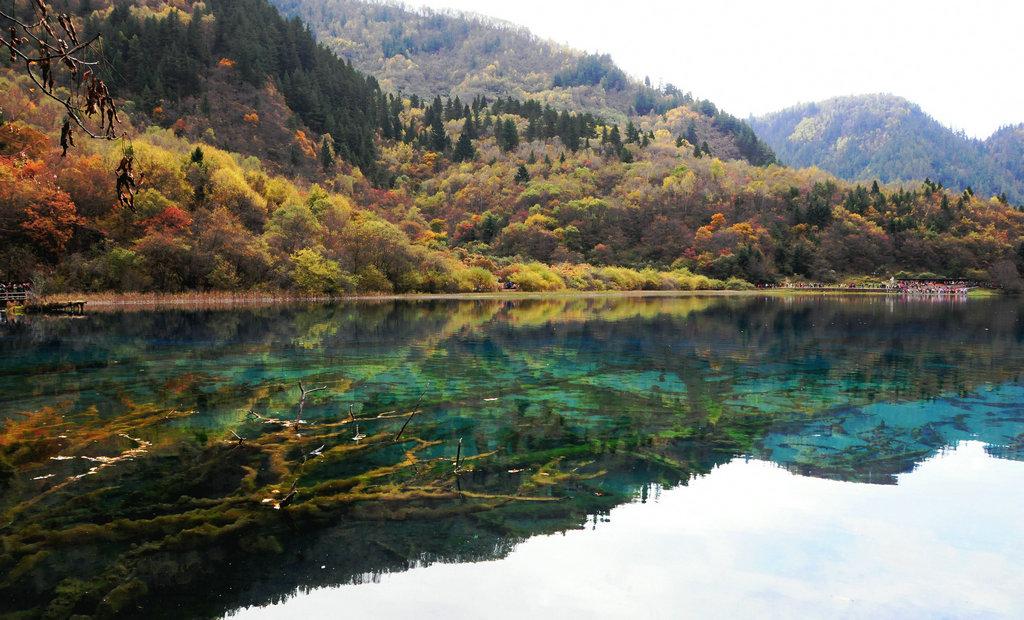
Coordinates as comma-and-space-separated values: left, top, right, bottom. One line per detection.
7, 285, 996, 311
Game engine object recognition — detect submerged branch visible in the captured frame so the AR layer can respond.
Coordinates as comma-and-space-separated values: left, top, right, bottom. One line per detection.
296, 380, 327, 424
394, 385, 430, 442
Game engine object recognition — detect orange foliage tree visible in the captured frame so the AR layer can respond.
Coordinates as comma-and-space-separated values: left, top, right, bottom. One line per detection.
0, 156, 80, 260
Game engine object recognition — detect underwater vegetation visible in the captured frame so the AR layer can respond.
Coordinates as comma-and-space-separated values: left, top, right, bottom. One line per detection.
2, 295, 1024, 618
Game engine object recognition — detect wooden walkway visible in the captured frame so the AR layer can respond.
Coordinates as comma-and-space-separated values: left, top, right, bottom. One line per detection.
23, 301, 86, 315
2, 291, 86, 315
0, 290, 31, 303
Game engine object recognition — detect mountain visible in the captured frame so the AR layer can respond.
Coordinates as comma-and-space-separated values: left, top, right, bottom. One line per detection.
5, 0, 1024, 296
50, 0, 393, 180
750, 94, 1024, 204
986, 124, 1024, 195
267, 0, 775, 166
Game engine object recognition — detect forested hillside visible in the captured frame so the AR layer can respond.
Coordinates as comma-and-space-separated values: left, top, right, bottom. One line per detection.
3, 0, 1024, 297
85, 0, 390, 180
268, 0, 775, 167
750, 94, 1024, 204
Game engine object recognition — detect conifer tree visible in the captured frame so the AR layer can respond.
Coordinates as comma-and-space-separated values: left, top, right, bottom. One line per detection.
515, 164, 530, 184
429, 118, 451, 153
320, 135, 335, 174
625, 121, 639, 144
452, 132, 476, 163
499, 118, 519, 152
609, 126, 622, 149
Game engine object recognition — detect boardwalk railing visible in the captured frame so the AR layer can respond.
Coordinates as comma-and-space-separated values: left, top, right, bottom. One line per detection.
0, 290, 32, 303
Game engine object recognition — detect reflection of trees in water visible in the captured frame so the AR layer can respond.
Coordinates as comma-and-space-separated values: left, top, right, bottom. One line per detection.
2, 295, 1024, 617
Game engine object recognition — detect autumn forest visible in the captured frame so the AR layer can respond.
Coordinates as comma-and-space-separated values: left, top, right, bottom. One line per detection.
3, 0, 1024, 296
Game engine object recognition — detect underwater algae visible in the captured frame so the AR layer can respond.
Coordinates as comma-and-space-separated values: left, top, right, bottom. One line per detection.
3, 295, 1024, 618
0, 376, 707, 619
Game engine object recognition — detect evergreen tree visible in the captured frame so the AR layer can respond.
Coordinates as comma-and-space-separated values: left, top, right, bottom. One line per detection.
429, 116, 450, 152
499, 118, 519, 152
563, 120, 580, 152
609, 126, 622, 149
514, 164, 530, 184
625, 121, 639, 144
543, 105, 558, 138
526, 116, 539, 142
320, 135, 335, 174
452, 131, 476, 163
686, 119, 698, 145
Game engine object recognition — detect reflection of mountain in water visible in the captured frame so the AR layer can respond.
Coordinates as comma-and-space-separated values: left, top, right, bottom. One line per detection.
2, 295, 1024, 617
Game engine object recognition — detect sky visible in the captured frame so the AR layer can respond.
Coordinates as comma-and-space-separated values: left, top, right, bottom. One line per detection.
409, 0, 1024, 139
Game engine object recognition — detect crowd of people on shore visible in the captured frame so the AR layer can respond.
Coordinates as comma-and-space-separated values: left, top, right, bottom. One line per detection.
758, 282, 889, 290
0, 282, 33, 299
756, 279, 976, 295
886, 280, 974, 296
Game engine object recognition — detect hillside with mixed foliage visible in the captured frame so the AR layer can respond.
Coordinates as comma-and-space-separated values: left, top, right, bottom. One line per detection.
86, 0, 391, 181
267, 0, 776, 167
3, 0, 1024, 297
750, 94, 1024, 204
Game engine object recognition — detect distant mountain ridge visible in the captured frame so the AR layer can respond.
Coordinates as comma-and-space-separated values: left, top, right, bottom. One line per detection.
268, 0, 776, 166
750, 94, 1024, 203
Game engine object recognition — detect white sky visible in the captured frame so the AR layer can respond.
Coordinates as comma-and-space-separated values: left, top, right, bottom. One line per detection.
409, 0, 1024, 139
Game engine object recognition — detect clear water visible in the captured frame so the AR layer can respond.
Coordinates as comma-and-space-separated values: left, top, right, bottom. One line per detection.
232, 442, 1024, 620
2, 294, 1023, 618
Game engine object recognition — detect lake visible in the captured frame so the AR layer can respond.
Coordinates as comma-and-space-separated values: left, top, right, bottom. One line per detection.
2, 294, 1023, 618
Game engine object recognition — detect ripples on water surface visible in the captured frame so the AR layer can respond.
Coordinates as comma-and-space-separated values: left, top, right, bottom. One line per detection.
1, 294, 1022, 618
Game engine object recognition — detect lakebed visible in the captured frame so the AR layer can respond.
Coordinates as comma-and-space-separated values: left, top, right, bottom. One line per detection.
2, 293, 1021, 618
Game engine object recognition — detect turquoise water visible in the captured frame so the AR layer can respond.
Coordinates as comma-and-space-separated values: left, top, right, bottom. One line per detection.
1, 295, 1023, 618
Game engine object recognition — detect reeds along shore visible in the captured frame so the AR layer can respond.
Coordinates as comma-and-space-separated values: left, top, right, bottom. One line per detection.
10, 281, 997, 313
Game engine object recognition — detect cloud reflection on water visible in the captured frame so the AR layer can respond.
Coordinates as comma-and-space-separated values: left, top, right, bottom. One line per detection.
230, 440, 1024, 619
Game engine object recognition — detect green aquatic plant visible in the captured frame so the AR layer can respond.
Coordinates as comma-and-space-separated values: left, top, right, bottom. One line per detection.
0, 375, 672, 618
4, 296, 1024, 617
